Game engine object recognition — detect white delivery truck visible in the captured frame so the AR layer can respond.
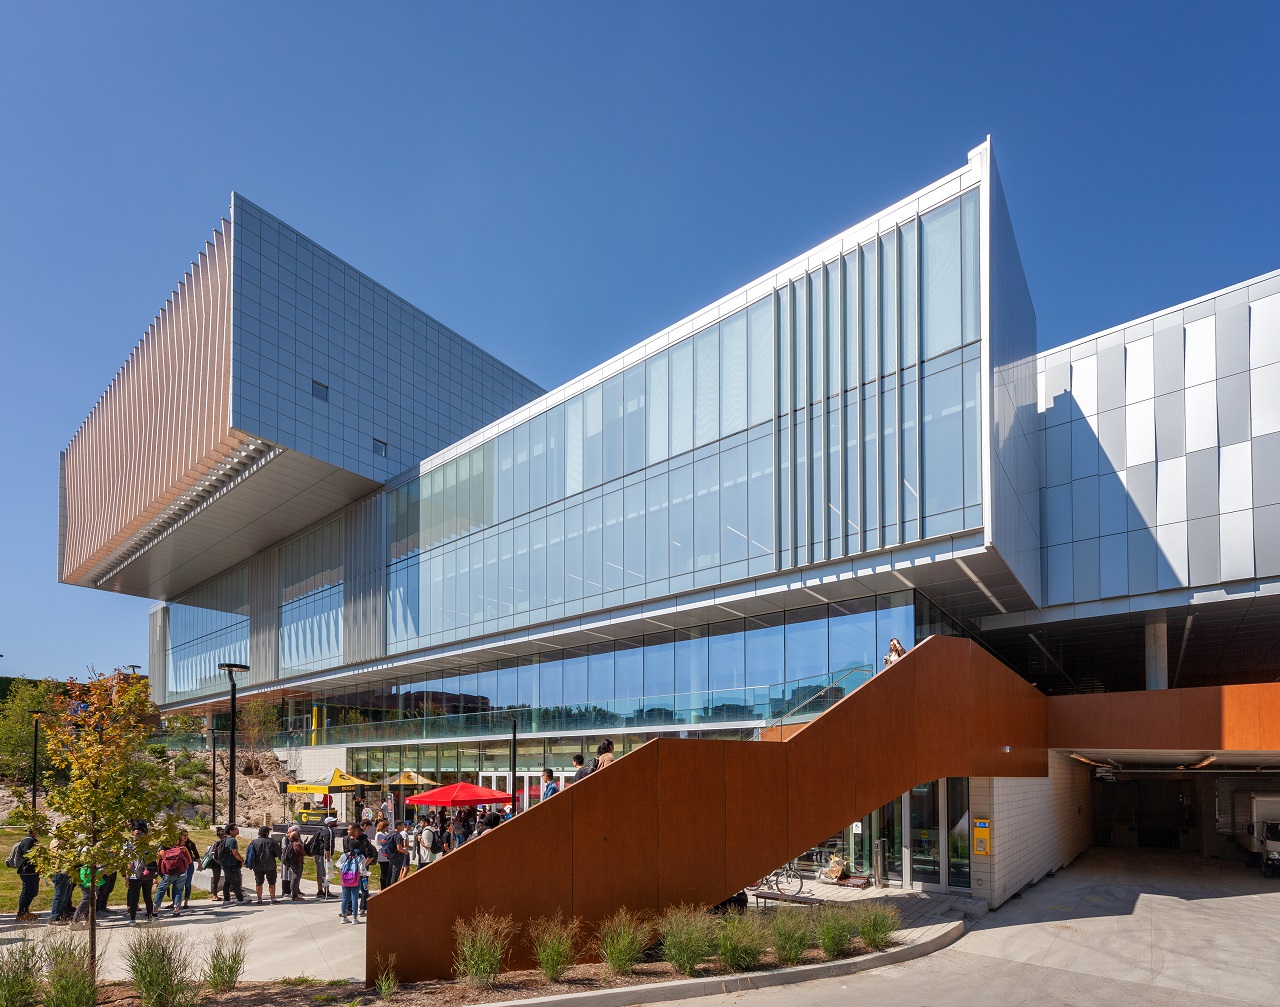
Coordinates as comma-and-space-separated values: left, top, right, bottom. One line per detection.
1231, 792, 1280, 875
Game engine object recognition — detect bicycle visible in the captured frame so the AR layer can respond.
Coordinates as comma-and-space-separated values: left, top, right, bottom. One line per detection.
746, 859, 805, 896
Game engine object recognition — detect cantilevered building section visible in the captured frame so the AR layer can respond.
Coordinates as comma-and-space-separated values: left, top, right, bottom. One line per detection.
59, 193, 544, 603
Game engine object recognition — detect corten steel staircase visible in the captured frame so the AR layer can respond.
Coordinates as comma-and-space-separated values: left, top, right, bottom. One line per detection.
364, 636, 1048, 982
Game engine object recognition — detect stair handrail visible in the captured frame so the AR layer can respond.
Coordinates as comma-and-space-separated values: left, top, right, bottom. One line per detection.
747, 659, 878, 739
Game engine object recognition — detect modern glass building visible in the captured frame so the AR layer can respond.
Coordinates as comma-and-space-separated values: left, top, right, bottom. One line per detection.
62, 138, 1280, 905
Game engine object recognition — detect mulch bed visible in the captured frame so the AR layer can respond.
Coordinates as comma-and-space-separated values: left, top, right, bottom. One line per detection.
91, 944, 882, 1006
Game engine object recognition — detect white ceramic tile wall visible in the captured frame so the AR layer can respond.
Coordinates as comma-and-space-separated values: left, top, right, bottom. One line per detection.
969, 753, 1092, 907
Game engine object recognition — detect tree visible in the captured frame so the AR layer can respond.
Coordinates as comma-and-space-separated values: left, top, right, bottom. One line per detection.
0, 678, 61, 787
13, 668, 184, 976
237, 697, 279, 776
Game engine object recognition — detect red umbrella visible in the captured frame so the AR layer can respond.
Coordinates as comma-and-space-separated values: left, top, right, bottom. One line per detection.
404, 782, 513, 807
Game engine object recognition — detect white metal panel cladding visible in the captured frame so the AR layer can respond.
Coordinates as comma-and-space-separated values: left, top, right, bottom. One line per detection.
59, 224, 254, 586
249, 549, 281, 684
344, 492, 387, 665
148, 605, 168, 706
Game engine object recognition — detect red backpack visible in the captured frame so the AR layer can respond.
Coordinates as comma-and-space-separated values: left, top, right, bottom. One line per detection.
159, 846, 192, 877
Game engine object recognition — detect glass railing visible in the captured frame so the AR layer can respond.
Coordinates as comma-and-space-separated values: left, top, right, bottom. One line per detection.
741, 660, 879, 740
268, 676, 854, 749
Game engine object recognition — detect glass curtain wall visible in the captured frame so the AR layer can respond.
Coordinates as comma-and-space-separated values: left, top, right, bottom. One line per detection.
286, 590, 968, 747
166, 568, 250, 700
385, 190, 983, 656
280, 519, 345, 672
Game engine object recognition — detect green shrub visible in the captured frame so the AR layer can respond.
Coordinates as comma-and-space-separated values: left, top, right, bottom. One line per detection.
40, 931, 97, 1007
0, 936, 41, 1007
453, 912, 515, 989
373, 954, 398, 1001
147, 744, 170, 761
850, 902, 900, 951
596, 908, 652, 976
657, 904, 717, 976
715, 913, 768, 972
205, 928, 248, 992
191, 813, 211, 831
123, 927, 201, 1007
527, 913, 580, 983
769, 910, 812, 966
815, 906, 852, 959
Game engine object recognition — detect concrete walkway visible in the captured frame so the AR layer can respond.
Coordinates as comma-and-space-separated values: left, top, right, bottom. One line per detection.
666, 847, 1280, 1007
958, 846, 1280, 1004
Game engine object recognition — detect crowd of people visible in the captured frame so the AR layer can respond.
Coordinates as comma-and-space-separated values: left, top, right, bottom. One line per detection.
7, 738, 621, 926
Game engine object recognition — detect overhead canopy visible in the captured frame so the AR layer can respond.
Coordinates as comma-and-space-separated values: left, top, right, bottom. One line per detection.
287, 768, 375, 795
383, 770, 438, 788
405, 782, 512, 807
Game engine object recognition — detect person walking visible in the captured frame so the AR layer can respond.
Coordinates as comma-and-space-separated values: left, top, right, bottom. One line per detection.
96, 867, 118, 915
219, 824, 246, 905
10, 827, 40, 922
314, 817, 337, 899
155, 837, 194, 916
124, 828, 157, 925
281, 826, 307, 902
178, 829, 199, 909
596, 738, 616, 769
205, 826, 226, 901
883, 637, 907, 667
73, 865, 107, 923
248, 826, 281, 904
374, 819, 392, 890
336, 843, 368, 924
341, 823, 376, 916
571, 753, 590, 782
49, 840, 73, 924
540, 768, 559, 801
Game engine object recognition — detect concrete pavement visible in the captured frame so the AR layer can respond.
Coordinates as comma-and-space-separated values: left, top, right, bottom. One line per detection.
659, 847, 1280, 1007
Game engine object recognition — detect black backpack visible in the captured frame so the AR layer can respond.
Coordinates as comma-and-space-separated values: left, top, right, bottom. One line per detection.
429, 827, 444, 855
303, 833, 319, 856
587, 757, 600, 773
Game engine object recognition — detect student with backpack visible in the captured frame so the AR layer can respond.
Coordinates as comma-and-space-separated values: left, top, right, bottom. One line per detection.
124, 827, 157, 925
203, 826, 226, 900
341, 823, 376, 916
9, 827, 40, 922
155, 837, 194, 916
248, 826, 282, 904
281, 826, 308, 902
418, 816, 443, 865
313, 817, 337, 900
219, 824, 246, 905
336, 843, 368, 923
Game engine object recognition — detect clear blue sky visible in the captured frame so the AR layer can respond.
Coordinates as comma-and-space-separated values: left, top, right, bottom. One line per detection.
1, 3, 1276, 681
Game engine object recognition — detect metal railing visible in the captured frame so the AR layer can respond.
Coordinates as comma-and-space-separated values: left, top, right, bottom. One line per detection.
743, 661, 878, 740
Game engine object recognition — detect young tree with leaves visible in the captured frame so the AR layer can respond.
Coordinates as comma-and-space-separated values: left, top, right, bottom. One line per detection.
13, 668, 185, 976
236, 697, 279, 777
0, 678, 61, 787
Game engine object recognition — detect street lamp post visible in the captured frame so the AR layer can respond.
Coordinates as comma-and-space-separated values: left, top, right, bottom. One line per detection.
218, 663, 250, 825
31, 711, 44, 815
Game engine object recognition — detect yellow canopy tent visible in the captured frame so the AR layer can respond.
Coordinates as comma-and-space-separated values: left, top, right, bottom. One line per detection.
382, 770, 439, 788
381, 770, 440, 817
286, 768, 376, 795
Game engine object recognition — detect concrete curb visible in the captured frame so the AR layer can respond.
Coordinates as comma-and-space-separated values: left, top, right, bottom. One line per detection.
477, 920, 965, 1007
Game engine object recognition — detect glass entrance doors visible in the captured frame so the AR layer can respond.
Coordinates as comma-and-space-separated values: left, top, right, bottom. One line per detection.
478, 770, 574, 810
846, 780, 971, 893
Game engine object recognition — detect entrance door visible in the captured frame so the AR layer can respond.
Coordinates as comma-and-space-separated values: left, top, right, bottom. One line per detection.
908, 781, 942, 889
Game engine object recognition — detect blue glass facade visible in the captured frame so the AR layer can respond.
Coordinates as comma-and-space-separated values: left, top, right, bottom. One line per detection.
383, 190, 984, 654
166, 568, 249, 701
299, 590, 966, 751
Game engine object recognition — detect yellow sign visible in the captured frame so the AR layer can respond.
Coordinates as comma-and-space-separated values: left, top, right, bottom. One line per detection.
973, 817, 991, 856
286, 768, 375, 796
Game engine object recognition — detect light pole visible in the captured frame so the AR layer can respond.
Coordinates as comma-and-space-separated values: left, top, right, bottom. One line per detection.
218, 663, 250, 825
30, 711, 43, 815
